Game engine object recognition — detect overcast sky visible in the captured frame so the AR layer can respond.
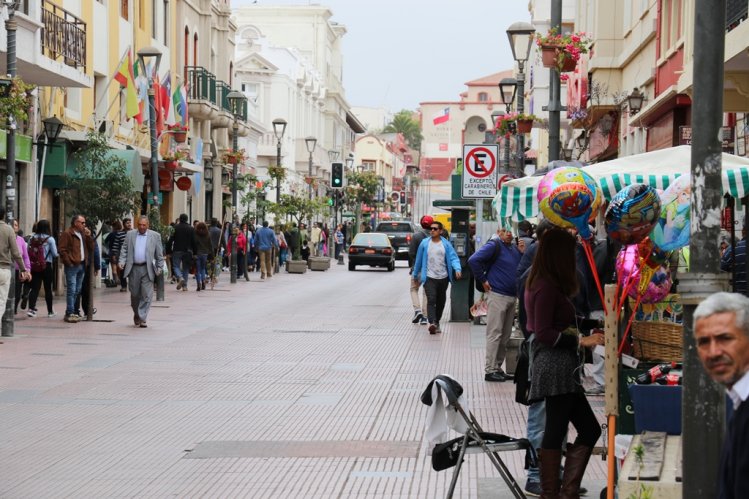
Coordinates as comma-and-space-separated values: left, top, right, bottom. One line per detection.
231, 0, 531, 112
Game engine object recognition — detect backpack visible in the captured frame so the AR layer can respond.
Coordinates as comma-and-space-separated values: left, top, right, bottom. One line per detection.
29, 236, 49, 272
472, 238, 502, 293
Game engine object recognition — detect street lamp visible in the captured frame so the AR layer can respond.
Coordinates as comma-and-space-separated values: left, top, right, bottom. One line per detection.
506, 21, 535, 178
227, 89, 247, 285
35, 116, 64, 219
498, 78, 517, 113
272, 118, 287, 203
3, 0, 20, 226
136, 46, 163, 300
627, 87, 645, 115
305, 136, 317, 201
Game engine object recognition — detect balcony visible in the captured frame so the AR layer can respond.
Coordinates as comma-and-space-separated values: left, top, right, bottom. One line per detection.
185, 66, 217, 121
0, 0, 90, 88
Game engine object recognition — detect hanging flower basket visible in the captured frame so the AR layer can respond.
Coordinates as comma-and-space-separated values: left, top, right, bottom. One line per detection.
164, 160, 179, 170
227, 157, 237, 165
515, 119, 533, 134
541, 45, 560, 68
173, 131, 187, 143
536, 29, 591, 73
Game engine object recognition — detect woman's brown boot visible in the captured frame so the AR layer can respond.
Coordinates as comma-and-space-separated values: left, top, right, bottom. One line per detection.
539, 448, 563, 498
560, 443, 593, 499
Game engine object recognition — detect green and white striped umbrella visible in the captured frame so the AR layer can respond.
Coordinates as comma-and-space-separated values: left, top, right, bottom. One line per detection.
494, 146, 749, 220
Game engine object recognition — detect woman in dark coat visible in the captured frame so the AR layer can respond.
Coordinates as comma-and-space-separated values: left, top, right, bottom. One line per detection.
524, 228, 604, 498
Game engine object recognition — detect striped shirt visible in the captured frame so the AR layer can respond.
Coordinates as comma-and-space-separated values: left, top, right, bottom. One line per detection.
108, 230, 127, 258
721, 239, 747, 294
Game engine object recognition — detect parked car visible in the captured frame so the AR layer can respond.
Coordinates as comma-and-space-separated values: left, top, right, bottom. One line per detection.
348, 232, 395, 271
374, 221, 415, 261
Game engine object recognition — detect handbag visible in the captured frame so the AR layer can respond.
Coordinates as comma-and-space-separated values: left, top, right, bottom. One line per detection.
469, 295, 488, 317
514, 339, 531, 406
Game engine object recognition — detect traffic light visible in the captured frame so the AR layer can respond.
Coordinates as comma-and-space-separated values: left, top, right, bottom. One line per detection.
331, 162, 344, 188
399, 191, 406, 205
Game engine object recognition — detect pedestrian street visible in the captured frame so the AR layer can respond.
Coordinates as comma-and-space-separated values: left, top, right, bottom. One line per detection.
0, 263, 606, 498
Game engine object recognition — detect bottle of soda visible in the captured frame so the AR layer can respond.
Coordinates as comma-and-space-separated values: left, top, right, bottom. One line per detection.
635, 362, 682, 384
655, 373, 682, 386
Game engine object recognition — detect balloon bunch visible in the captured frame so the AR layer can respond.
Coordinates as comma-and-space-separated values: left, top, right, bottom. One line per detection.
538, 167, 606, 311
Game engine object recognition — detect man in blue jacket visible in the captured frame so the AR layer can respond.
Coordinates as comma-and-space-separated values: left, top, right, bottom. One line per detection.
255, 220, 279, 279
412, 220, 462, 335
468, 226, 524, 382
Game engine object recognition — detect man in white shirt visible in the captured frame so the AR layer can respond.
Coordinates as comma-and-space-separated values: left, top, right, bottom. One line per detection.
694, 292, 749, 499
119, 216, 164, 328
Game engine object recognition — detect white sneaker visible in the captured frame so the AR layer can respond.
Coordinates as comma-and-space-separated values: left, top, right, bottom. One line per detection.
47, 312, 56, 318
26, 309, 36, 318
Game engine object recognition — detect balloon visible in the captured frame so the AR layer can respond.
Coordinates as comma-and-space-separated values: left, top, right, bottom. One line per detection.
537, 166, 603, 222
605, 184, 662, 245
616, 244, 672, 304
541, 182, 594, 238
649, 174, 690, 251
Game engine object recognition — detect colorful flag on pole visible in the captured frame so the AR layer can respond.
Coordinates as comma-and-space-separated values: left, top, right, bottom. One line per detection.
172, 81, 183, 124
179, 84, 188, 125
113, 51, 139, 120
133, 59, 148, 125
161, 71, 175, 126
432, 107, 450, 126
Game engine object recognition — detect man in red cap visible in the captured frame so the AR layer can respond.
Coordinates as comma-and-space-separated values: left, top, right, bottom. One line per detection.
407, 215, 433, 325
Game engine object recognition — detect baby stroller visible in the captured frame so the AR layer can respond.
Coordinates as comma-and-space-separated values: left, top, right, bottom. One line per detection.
421, 375, 536, 499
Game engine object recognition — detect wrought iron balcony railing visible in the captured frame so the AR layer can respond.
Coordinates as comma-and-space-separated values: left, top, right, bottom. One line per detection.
185, 66, 216, 104
726, 0, 748, 31
40, 0, 86, 71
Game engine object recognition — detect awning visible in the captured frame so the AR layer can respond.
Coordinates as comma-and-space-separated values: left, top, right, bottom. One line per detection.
494, 145, 749, 220
42, 142, 145, 192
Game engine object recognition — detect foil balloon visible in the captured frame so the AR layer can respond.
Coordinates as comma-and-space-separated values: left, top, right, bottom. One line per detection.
636, 237, 671, 295
541, 182, 594, 238
650, 174, 690, 251
616, 244, 672, 304
537, 166, 603, 221
605, 184, 661, 245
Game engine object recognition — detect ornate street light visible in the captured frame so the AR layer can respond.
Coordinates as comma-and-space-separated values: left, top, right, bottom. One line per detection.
498, 78, 517, 113
272, 118, 287, 203
226, 89, 247, 285
305, 136, 317, 201
627, 88, 646, 115
506, 21, 536, 178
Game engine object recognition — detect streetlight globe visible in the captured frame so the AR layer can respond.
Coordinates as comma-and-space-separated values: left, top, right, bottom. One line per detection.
506, 21, 536, 63
226, 90, 247, 119
272, 118, 287, 140
42, 116, 64, 142
498, 77, 518, 106
136, 46, 163, 77
305, 136, 317, 153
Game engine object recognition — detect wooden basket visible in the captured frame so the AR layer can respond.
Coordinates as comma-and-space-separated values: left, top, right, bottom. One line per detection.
631, 321, 683, 363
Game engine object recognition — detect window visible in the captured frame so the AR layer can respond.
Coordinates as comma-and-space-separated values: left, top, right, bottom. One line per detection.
478, 92, 488, 102
659, 0, 683, 55
120, 0, 128, 20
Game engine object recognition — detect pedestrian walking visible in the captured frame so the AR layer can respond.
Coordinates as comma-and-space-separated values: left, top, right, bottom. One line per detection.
119, 216, 165, 328
11, 220, 30, 315
75, 222, 101, 318
412, 220, 462, 334
167, 214, 196, 291
468, 226, 524, 382
26, 219, 58, 318
408, 215, 432, 326
524, 228, 604, 498
693, 292, 749, 499
310, 223, 322, 257
0, 208, 29, 315
255, 221, 278, 279
194, 222, 213, 291
334, 224, 344, 259
226, 225, 248, 280
106, 220, 128, 292
58, 214, 94, 323
288, 222, 301, 261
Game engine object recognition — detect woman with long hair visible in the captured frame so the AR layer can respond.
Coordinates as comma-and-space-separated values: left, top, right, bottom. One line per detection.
12, 220, 30, 315
26, 219, 58, 318
524, 228, 604, 498
194, 222, 213, 291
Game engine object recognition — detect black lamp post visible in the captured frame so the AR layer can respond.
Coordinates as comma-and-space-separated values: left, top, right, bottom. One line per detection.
226, 90, 247, 285
498, 77, 517, 114
35, 116, 64, 219
272, 118, 287, 203
627, 88, 645, 115
3, 0, 19, 226
136, 46, 163, 300
506, 22, 535, 178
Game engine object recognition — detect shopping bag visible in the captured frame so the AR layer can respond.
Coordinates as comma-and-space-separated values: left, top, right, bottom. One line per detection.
469, 295, 488, 317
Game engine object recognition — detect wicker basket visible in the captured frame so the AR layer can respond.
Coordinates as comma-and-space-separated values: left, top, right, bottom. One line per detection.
631, 321, 683, 363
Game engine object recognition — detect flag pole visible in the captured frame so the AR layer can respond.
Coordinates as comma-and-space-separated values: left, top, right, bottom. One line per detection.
85, 46, 131, 133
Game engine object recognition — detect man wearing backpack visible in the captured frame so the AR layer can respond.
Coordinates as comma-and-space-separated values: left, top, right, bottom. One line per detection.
468, 226, 524, 382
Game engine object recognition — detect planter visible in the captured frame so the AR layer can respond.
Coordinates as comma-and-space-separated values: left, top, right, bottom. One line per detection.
540, 45, 560, 68
516, 119, 534, 134
227, 157, 238, 165
560, 56, 577, 72
287, 259, 307, 274
308, 256, 331, 271
173, 131, 187, 143
164, 160, 179, 170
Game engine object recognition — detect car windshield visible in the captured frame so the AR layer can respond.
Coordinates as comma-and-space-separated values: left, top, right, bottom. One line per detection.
376, 222, 412, 233
352, 233, 390, 247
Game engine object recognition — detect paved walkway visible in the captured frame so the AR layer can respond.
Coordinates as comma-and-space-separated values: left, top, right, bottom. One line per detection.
0, 262, 607, 498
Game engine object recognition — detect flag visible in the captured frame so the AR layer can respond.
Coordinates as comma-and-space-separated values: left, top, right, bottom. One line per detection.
161, 71, 175, 126
179, 84, 188, 125
432, 107, 450, 125
153, 78, 164, 136
172, 82, 183, 123
114, 51, 139, 120
133, 59, 148, 125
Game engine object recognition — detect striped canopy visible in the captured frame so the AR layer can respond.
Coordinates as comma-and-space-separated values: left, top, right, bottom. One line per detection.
494, 146, 749, 220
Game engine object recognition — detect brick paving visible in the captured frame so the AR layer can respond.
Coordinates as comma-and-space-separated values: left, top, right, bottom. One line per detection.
0, 263, 607, 498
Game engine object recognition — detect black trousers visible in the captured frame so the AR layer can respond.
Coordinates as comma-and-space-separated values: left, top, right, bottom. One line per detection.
424, 277, 449, 325
28, 264, 54, 314
542, 392, 601, 449
14, 269, 30, 313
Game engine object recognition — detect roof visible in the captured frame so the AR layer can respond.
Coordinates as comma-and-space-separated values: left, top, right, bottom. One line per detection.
465, 69, 514, 87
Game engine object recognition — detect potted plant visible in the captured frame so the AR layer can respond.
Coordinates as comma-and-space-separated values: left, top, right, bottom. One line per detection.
535, 28, 591, 72
162, 149, 187, 170
168, 123, 189, 143
0, 77, 35, 125
223, 148, 248, 165
494, 112, 518, 137
514, 113, 539, 134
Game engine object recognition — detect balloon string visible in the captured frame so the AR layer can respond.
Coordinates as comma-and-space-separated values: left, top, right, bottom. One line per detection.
617, 265, 639, 312
618, 292, 643, 356
583, 240, 608, 315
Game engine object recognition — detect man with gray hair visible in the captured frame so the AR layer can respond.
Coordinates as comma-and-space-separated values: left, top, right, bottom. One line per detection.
693, 292, 749, 499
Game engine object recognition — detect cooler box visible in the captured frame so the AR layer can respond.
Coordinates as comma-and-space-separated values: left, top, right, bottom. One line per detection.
628, 385, 682, 435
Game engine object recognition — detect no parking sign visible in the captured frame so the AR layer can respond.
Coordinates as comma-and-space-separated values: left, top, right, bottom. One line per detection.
462, 144, 499, 199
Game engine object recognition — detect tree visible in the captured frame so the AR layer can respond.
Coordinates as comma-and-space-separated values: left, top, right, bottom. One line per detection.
62, 131, 140, 321
383, 110, 423, 151
343, 170, 380, 235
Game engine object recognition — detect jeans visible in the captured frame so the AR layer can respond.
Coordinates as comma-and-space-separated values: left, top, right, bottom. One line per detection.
526, 401, 546, 483
423, 277, 449, 325
64, 264, 85, 315
195, 254, 208, 284
172, 251, 191, 281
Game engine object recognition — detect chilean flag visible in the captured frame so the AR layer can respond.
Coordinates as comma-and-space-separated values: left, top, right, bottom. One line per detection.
432, 107, 450, 125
